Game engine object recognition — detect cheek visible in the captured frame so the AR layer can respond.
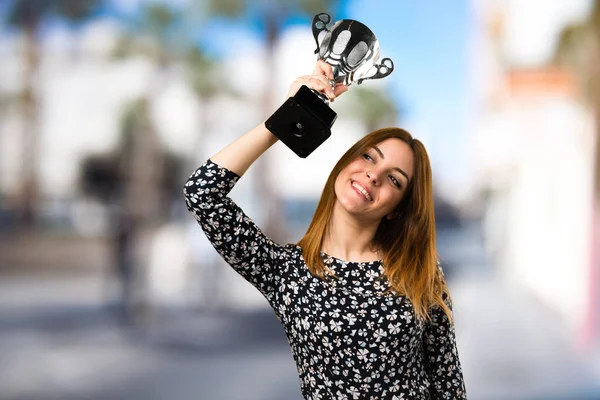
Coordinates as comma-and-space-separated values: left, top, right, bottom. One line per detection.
381, 190, 403, 211
333, 176, 344, 197
334, 167, 355, 191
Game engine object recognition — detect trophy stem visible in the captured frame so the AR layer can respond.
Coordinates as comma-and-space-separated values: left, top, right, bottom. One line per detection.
311, 89, 330, 105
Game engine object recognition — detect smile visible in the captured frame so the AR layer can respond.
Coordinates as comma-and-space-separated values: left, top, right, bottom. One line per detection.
351, 181, 373, 202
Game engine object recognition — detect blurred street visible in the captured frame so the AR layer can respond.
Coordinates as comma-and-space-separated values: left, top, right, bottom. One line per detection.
1, 221, 599, 400
1, 1, 600, 399
0, 302, 303, 400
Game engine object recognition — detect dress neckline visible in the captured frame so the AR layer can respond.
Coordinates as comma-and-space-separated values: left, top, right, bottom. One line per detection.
319, 251, 382, 265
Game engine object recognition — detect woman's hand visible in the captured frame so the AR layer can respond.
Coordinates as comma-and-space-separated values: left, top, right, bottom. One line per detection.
286, 60, 349, 101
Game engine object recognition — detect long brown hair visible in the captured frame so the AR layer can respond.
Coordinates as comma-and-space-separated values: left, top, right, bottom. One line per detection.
297, 127, 452, 323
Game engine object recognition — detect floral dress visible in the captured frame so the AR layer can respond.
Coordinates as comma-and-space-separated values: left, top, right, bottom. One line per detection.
184, 160, 467, 400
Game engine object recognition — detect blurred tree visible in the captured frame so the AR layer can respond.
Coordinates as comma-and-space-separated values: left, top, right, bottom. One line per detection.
343, 86, 399, 132
184, 45, 230, 162
554, 0, 600, 196
112, 2, 232, 222
113, 3, 181, 68
200, 0, 340, 242
185, 47, 220, 102
79, 98, 184, 323
108, 2, 244, 318
554, 0, 600, 349
106, 4, 190, 321
5, 0, 102, 228
112, 3, 186, 223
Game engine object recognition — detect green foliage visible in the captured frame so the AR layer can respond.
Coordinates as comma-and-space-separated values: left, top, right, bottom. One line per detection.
207, 0, 245, 18
554, 0, 600, 103
202, 0, 339, 23
7, 0, 50, 27
185, 47, 219, 98
142, 3, 179, 40
7, 0, 100, 28
52, 0, 100, 22
344, 86, 399, 131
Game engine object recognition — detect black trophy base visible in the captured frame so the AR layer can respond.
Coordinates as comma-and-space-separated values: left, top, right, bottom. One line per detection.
265, 85, 337, 158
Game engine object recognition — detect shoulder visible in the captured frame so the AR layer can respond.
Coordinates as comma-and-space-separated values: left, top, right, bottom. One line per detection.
283, 243, 304, 259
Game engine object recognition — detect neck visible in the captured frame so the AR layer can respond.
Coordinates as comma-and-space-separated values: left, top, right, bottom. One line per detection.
322, 203, 381, 262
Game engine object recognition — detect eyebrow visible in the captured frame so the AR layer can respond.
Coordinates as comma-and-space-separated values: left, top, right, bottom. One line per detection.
372, 145, 410, 184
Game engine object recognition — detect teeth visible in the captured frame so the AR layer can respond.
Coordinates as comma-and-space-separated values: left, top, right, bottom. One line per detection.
352, 182, 372, 201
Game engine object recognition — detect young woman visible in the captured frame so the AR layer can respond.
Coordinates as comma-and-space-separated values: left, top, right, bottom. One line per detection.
183, 60, 467, 399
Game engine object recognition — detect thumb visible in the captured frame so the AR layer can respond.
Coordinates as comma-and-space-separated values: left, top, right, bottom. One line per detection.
333, 84, 348, 97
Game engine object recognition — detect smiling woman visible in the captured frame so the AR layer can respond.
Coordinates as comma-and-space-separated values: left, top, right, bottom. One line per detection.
333, 137, 414, 221
300, 128, 448, 322
183, 60, 467, 399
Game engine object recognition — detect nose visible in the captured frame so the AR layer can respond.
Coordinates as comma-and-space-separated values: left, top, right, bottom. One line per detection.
366, 170, 380, 186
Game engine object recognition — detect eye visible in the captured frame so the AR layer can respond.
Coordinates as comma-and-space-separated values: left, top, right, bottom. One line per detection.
389, 175, 401, 189
362, 153, 374, 162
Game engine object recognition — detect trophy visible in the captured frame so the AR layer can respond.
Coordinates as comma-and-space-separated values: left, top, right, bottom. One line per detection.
265, 13, 394, 158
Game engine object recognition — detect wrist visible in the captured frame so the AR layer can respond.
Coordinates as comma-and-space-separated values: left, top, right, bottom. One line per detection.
260, 121, 279, 145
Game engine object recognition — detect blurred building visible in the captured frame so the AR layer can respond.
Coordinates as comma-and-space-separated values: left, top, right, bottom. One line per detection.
470, 0, 599, 349
0, 17, 395, 310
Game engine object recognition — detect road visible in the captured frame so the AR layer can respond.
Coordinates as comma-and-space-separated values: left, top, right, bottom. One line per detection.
0, 220, 599, 400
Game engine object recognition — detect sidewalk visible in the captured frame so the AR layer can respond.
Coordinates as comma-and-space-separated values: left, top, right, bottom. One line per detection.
452, 275, 600, 400
1, 270, 599, 400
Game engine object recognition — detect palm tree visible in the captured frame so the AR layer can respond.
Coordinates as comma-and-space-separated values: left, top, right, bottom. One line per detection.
200, 0, 340, 242
5, 0, 101, 227
554, 0, 600, 196
342, 86, 400, 132
205, 0, 339, 107
112, 3, 186, 224
185, 47, 220, 103
554, 1, 600, 347
113, 3, 231, 223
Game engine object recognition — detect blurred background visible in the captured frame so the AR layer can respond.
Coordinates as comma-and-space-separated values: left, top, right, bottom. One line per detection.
0, 0, 599, 399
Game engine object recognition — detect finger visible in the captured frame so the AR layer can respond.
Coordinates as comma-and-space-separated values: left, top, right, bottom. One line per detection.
301, 76, 335, 99
297, 78, 332, 100
333, 84, 348, 97
310, 74, 335, 92
313, 59, 334, 80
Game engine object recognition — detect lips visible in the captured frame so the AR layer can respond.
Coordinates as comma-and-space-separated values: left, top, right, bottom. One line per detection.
351, 180, 373, 202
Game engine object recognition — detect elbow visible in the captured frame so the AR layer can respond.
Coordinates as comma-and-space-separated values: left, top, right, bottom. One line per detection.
182, 177, 193, 201
183, 174, 202, 212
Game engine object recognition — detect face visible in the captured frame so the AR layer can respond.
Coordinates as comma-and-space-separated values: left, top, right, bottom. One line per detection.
333, 138, 414, 223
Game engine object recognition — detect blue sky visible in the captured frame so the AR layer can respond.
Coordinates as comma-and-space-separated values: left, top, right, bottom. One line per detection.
0, 0, 473, 193
196, 0, 473, 188
3, 0, 592, 197
200, 1, 471, 135
342, 0, 471, 181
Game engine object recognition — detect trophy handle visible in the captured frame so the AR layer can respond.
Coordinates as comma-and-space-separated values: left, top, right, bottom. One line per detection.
356, 57, 394, 85
312, 13, 332, 54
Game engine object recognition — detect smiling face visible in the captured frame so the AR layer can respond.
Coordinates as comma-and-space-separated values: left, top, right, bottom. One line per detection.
333, 137, 415, 223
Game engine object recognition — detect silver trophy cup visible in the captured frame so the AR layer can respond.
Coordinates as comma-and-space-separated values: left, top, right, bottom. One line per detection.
265, 12, 394, 158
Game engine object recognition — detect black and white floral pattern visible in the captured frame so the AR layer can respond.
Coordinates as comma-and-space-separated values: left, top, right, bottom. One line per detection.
184, 159, 467, 400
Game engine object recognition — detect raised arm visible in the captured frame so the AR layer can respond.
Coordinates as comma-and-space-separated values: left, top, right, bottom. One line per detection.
209, 60, 346, 176
184, 60, 347, 299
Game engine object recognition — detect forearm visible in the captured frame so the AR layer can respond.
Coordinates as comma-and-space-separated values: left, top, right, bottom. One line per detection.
208, 61, 343, 176
209, 121, 278, 177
